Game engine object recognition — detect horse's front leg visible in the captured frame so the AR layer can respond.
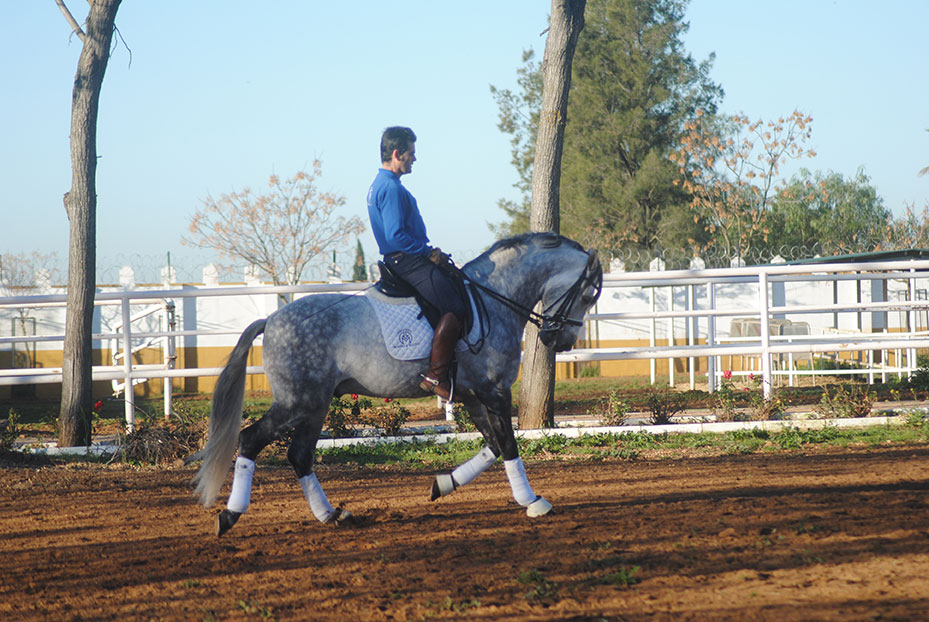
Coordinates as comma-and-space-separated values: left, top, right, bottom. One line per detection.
431, 390, 552, 517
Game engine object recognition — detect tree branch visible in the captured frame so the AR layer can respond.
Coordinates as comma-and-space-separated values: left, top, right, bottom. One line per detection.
56, 0, 86, 42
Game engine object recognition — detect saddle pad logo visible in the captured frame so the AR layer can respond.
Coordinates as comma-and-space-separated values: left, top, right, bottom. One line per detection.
395, 328, 415, 348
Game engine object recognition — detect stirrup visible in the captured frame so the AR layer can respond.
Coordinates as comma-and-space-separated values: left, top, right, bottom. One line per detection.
419, 373, 454, 401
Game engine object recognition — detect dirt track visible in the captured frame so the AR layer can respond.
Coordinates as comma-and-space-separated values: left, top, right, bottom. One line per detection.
2, 446, 929, 621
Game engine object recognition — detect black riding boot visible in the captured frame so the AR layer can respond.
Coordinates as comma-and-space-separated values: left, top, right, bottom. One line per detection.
419, 313, 461, 401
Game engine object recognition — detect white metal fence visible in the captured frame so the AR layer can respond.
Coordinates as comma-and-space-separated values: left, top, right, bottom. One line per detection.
3, 258, 929, 430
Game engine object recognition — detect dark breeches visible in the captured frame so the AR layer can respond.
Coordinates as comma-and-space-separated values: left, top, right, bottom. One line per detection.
384, 252, 468, 325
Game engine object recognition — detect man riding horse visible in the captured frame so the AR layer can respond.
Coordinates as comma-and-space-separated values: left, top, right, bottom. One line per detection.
366, 126, 467, 401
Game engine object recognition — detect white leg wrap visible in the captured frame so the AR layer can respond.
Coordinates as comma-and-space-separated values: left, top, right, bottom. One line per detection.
504, 457, 537, 507
434, 473, 456, 497
299, 472, 336, 523
226, 456, 255, 514
451, 446, 497, 487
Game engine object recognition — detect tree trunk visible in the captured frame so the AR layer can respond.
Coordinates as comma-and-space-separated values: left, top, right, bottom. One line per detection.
58, 0, 122, 447
518, 0, 586, 429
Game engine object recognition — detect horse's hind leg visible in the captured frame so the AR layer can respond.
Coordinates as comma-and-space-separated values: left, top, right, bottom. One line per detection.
216, 403, 293, 536
429, 396, 501, 499
288, 421, 354, 524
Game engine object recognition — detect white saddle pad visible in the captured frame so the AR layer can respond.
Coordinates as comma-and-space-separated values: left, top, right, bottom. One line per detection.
365, 287, 479, 361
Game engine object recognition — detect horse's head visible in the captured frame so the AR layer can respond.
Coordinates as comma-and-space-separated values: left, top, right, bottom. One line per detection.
537, 247, 603, 352
466, 233, 603, 351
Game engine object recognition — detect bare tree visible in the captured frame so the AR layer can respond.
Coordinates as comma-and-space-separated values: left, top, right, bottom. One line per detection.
518, 0, 586, 429
183, 161, 365, 302
56, 0, 122, 447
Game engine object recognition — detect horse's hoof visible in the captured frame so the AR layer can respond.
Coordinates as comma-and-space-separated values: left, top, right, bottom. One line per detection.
326, 507, 356, 526
526, 496, 553, 518
430, 473, 456, 501
216, 509, 241, 537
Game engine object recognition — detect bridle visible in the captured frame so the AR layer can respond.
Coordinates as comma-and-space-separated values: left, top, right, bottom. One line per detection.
463, 249, 603, 343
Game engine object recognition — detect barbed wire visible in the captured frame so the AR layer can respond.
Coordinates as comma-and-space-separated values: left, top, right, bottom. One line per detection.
601, 243, 831, 271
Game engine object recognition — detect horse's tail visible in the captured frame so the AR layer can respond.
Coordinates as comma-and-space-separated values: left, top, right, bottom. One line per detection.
191, 318, 267, 507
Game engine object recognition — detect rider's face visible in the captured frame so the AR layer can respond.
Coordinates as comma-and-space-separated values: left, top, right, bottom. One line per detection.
395, 142, 416, 175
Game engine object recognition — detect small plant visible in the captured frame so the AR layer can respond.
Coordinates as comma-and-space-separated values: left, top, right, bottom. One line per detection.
749, 387, 787, 421
593, 390, 630, 427
364, 400, 410, 437
449, 402, 475, 432
645, 386, 686, 425
516, 569, 556, 601
598, 565, 641, 587
325, 395, 371, 438
1, 409, 20, 451
813, 385, 874, 419
714, 371, 738, 421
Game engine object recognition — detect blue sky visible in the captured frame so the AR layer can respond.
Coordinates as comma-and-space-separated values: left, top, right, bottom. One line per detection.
3, 1, 927, 274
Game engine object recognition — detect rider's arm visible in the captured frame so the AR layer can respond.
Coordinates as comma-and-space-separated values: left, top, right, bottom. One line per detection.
378, 184, 430, 256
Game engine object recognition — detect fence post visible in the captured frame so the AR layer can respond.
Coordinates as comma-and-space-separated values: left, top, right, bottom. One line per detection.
758, 270, 773, 398
120, 295, 135, 431
909, 267, 917, 378
707, 281, 717, 394
164, 301, 176, 419
649, 287, 656, 385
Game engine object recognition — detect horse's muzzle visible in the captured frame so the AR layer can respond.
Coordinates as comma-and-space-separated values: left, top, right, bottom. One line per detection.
538, 328, 558, 348
539, 328, 576, 352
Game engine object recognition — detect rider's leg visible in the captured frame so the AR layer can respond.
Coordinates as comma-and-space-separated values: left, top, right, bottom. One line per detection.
419, 312, 461, 400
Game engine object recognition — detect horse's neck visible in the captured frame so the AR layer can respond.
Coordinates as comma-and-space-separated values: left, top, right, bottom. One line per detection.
468, 249, 559, 309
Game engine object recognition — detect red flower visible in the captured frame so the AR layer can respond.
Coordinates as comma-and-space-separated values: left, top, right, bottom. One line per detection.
749, 373, 754, 381
722, 370, 733, 380
93, 400, 104, 412
350, 394, 359, 400
384, 398, 392, 403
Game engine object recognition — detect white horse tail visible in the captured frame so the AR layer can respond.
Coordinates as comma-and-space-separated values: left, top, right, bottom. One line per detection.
192, 319, 267, 507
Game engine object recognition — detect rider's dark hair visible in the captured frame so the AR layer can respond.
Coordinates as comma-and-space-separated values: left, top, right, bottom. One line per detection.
380, 126, 417, 163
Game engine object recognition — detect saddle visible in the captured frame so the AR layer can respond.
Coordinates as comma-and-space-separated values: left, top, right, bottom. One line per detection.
374, 260, 474, 333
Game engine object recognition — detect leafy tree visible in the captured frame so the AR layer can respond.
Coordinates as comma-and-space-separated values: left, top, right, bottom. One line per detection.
671, 109, 817, 262
560, 0, 721, 254
183, 161, 365, 301
489, 49, 541, 237
766, 168, 890, 256
492, 0, 722, 260
352, 239, 367, 282
56, 0, 122, 447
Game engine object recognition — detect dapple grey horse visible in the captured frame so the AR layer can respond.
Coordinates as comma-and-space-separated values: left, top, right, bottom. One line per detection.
191, 232, 602, 536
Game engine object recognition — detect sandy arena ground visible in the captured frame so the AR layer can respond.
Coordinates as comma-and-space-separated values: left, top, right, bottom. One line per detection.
2, 445, 929, 621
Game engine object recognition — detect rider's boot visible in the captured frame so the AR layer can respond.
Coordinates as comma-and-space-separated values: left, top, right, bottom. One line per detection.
419, 313, 461, 401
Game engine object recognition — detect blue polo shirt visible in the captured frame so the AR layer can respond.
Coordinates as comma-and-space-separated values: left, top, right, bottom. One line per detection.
367, 168, 430, 256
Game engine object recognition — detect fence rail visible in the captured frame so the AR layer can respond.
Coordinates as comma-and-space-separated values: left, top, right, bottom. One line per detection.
3, 258, 929, 431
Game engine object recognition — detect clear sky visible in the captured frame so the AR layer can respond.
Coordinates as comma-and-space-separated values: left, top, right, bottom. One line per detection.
3, 1, 927, 276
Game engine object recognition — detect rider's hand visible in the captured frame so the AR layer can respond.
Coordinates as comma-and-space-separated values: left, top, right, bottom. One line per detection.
428, 247, 452, 267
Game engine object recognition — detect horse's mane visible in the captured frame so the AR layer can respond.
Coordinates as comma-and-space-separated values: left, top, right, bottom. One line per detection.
465, 232, 584, 275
